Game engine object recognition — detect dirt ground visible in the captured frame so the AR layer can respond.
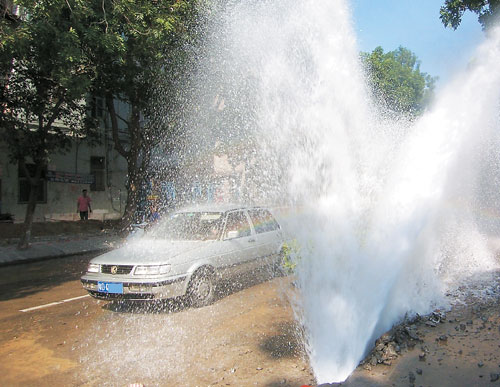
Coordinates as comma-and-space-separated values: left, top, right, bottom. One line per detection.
354, 308, 498, 386
338, 286, 500, 387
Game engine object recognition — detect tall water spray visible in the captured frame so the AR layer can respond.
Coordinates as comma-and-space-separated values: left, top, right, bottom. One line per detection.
205, 0, 500, 383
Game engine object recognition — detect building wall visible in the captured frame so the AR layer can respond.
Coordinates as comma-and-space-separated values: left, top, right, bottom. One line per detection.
0, 131, 128, 222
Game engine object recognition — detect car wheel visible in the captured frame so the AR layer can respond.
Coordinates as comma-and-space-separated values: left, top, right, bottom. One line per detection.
187, 268, 215, 307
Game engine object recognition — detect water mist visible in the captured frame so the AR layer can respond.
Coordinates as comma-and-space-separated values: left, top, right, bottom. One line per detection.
211, 0, 500, 383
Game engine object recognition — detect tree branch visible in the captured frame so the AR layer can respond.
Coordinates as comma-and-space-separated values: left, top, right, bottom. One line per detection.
106, 92, 129, 158
19, 157, 43, 186
102, 0, 108, 33
65, 0, 73, 13
44, 96, 65, 131
114, 112, 130, 126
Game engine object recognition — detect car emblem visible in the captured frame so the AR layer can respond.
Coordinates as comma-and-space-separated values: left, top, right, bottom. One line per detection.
110, 266, 118, 275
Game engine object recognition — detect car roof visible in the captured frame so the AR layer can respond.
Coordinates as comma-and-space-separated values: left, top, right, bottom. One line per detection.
175, 203, 262, 214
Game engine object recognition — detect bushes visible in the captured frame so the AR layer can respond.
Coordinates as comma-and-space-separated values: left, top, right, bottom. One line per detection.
281, 239, 301, 273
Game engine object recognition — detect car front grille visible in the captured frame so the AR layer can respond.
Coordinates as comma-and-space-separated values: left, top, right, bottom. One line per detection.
100, 265, 134, 275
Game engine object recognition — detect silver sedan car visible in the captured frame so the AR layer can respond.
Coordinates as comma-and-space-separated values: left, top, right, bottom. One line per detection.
81, 204, 284, 306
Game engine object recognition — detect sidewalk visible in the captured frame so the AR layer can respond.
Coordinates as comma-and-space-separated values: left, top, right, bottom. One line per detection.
0, 232, 123, 266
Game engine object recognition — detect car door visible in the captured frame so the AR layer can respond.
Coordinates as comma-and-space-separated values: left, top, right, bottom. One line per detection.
217, 210, 259, 277
247, 208, 283, 268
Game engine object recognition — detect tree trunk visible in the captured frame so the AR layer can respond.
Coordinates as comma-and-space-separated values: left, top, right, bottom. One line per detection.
18, 161, 42, 250
121, 156, 141, 227
107, 94, 146, 229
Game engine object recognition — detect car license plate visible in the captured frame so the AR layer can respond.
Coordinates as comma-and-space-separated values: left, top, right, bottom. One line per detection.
97, 282, 123, 294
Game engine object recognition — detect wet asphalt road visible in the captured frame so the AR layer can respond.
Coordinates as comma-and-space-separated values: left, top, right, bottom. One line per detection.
0, 253, 313, 386
0, 253, 99, 385
2, 252, 500, 387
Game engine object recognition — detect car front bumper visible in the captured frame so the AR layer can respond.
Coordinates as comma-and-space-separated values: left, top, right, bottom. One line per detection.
81, 274, 187, 300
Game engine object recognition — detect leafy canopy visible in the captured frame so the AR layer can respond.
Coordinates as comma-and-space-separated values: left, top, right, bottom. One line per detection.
361, 46, 437, 116
440, 0, 500, 30
0, 0, 97, 165
79, 0, 202, 223
85, 0, 195, 112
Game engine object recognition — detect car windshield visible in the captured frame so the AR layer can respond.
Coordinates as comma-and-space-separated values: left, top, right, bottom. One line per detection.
149, 211, 224, 241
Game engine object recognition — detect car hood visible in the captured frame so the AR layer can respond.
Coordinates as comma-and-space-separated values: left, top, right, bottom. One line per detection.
90, 239, 211, 266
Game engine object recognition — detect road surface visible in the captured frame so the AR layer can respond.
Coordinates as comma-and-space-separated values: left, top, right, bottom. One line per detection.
0, 253, 314, 386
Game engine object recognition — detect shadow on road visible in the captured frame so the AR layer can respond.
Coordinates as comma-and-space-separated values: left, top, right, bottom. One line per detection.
264, 379, 310, 387
103, 267, 285, 314
259, 321, 305, 359
103, 297, 189, 314
0, 254, 92, 302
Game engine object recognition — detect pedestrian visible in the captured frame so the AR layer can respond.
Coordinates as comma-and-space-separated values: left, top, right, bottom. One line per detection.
149, 203, 160, 223
77, 189, 92, 220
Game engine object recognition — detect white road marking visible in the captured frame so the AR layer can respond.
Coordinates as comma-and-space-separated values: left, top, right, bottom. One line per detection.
19, 294, 91, 313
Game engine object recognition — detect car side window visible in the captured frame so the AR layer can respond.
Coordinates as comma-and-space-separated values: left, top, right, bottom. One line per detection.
248, 209, 280, 234
224, 211, 251, 239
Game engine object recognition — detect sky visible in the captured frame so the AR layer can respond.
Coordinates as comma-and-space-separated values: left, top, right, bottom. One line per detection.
350, 0, 486, 88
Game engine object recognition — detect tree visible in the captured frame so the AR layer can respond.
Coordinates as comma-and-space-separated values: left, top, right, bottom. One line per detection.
361, 46, 437, 116
440, 0, 500, 30
0, 1, 98, 249
83, 0, 201, 226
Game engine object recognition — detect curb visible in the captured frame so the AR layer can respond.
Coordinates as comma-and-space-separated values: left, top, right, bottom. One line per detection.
0, 246, 114, 268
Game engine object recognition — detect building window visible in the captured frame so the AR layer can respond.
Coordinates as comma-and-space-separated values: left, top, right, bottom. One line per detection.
90, 96, 105, 120
224, 211, 251, 239
90, 156, 105, 191
18, 163, 47, 204
248, 209, 280, 234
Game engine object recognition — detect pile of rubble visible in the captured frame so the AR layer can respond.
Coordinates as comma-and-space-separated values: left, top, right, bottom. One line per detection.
361, 310, 446, 369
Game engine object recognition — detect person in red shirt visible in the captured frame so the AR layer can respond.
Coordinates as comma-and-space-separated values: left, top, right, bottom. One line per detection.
77, 189, 92, 220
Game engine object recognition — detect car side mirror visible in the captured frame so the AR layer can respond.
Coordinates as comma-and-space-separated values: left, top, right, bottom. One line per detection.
226, 230, 239, 239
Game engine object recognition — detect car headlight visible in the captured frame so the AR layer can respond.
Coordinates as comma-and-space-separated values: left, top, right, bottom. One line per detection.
134, 264, 171, 275
87, 263, 100, 273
